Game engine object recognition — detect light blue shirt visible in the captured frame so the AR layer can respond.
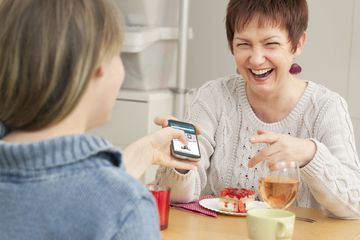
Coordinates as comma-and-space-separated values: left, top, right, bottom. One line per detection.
0, 122, 160, 240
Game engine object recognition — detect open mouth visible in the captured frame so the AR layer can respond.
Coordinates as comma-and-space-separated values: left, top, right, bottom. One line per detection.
250, 68, 273, 79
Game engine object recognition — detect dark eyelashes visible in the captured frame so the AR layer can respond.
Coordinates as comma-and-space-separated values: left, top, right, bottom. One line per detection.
234, 42, 280, 47
266, 42, 280, 46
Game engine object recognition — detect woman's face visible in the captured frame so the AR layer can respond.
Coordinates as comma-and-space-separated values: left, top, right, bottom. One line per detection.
90, 54, 124, 129
105, 55, 124, 114
233, 19, 302, 98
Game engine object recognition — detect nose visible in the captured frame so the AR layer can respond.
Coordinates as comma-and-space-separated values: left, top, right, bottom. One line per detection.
249, 47, 266, 66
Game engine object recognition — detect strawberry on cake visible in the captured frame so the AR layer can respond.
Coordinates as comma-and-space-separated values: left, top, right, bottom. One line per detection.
219, 187, 256, 213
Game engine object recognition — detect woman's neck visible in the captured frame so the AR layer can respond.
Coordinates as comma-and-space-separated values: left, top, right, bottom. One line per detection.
247, 79, 307, 123
3, 109, 88, 143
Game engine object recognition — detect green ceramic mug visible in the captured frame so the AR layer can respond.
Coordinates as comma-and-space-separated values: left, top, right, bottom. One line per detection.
247, 208, 295, 240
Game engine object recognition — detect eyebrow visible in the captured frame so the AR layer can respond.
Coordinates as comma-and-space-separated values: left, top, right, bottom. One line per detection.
263, 36, 281, 41
234, 36, 281, 42
234, 37, 248, 41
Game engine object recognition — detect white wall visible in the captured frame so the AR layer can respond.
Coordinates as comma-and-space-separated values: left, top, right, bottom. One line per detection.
298, 0, 353, 96
186, 0, 234, 89
186, 0, 360, 152
348, 0, 360, 121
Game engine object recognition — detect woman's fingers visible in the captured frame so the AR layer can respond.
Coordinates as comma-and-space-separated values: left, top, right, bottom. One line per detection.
256, 129, 272, 135
248, 142, 281, 168
250, 132, 279, 145
165, 127, 187, 144
194, 125, 201, 135
153, 147, 200, 170
154, 115, 178, 128
153, 116, 202, 135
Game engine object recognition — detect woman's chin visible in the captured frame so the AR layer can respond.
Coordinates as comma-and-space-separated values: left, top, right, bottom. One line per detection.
246, 78, 277, 96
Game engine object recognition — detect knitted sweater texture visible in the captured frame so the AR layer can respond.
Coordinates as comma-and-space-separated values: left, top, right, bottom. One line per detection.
0, 123, 160, 239
157, 75, 360, 219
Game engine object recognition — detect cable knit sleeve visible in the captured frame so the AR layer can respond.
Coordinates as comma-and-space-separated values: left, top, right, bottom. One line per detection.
301, 95, 360, 219
156, 80, 224, 203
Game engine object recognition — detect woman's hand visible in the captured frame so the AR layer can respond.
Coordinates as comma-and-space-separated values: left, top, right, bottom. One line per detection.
154, 116, 202, 134
123, 127, 200, 179
248, 129, 316, 168
146, 127, 200, 169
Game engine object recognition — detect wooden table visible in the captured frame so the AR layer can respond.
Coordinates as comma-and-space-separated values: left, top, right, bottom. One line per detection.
161, 207, 360, 240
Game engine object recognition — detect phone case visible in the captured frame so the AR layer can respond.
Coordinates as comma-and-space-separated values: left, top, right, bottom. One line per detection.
171, 140, 201, 161
168, 120, 201, 161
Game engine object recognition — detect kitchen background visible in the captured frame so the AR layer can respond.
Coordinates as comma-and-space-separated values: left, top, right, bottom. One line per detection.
91, 0, 360, 183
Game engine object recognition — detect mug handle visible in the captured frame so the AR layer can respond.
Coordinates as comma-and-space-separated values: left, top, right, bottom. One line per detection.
276, 221, 293, 239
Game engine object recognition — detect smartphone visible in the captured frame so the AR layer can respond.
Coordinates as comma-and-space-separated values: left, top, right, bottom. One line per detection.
168, 119, 201, 161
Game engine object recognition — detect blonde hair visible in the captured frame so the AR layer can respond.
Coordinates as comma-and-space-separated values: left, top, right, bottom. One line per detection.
0, 0, 123, 131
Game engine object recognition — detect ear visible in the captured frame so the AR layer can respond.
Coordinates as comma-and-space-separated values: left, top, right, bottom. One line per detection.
294, 32, 307, 56
93, 65, 105, 80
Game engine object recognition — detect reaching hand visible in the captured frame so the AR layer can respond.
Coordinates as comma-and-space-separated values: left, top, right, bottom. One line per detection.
123, 126, 200, 179
147, 127, 200, 170
154, 116, 202, 134
248, 129, 316, 168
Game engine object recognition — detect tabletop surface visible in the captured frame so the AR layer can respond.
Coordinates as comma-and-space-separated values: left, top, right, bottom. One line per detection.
161, 206, 360, 240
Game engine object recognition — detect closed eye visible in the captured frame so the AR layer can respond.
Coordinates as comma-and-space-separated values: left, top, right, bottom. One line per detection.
236, 43, 250, 47
266, 42, 280, 46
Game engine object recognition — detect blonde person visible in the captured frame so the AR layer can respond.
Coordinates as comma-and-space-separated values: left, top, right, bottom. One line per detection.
0, 0, 198, 239
156, 0, 360, 219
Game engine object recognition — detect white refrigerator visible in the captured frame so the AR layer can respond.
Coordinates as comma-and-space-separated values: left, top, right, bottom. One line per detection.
90, 0, 190, 183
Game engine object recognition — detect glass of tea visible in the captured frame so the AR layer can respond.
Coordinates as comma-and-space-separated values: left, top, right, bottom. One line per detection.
258, 160, 300, 209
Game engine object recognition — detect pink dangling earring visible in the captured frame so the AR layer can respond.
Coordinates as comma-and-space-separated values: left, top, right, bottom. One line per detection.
289, 63, 302, 74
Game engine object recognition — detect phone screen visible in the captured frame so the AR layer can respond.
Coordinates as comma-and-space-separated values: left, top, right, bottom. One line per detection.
168, 120, 201, 158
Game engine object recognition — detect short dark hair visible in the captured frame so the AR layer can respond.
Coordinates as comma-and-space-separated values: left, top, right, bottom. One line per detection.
226, 0, 308, 53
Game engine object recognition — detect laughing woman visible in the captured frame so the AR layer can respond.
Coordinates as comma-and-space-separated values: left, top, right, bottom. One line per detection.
156, 0, 360, 219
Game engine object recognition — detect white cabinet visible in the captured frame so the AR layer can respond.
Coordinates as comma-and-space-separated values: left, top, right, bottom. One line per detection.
89, 90, 173, 183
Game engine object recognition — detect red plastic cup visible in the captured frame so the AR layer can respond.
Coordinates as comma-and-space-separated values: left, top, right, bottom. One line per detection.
147, 184, 171, 230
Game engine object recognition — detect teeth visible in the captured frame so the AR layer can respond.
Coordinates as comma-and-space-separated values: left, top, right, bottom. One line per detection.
251, 68, 272, 75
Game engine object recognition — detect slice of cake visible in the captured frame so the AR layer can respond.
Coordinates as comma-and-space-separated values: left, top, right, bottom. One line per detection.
219, 187, 256, 213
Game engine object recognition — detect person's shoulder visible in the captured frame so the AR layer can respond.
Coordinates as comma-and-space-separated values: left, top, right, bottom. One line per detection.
194, 74, 243, 101
308, 81, 346, 108
92, 166, 152, 204
76, 163, 156, 226
67, 151, 153, 213
304, 81, 349, 124
198, 74, 243, 92
67, 135, 151, 205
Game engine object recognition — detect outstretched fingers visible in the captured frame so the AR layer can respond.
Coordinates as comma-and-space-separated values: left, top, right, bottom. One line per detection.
153, 115, 178, 128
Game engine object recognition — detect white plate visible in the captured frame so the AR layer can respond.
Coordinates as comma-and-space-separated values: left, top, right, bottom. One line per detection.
199, 198, 267, 216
